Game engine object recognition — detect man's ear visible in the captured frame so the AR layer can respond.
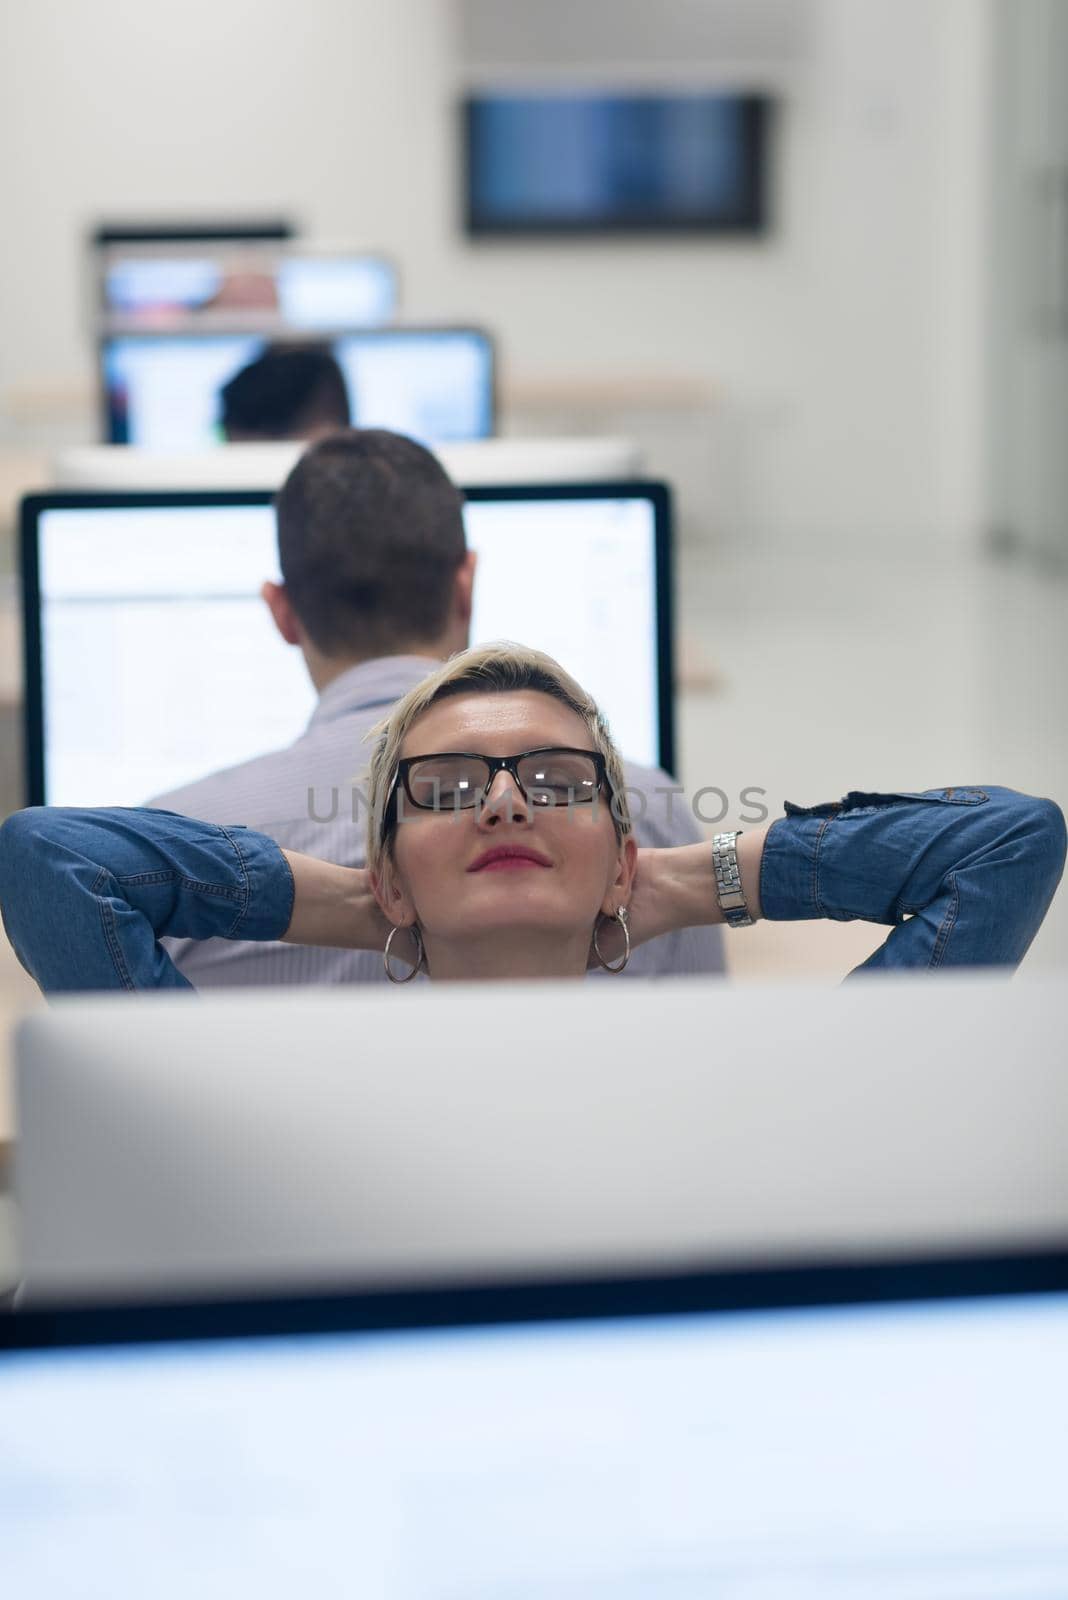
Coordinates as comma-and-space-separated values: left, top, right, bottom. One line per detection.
261, 580, 302, 647
370, 856, 418, 929
601, 834, 639, 917
452, 550, 477, 629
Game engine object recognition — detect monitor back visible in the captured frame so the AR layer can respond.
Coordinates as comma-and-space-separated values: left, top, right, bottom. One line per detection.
52, 437, 644, 491
14, 975, 1068, 1302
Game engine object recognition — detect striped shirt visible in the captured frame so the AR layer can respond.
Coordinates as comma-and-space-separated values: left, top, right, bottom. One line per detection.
150, 656, 725, 985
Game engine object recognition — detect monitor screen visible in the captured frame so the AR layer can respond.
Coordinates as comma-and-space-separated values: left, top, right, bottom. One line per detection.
101, 328, 495, 450
465, 92, 770, 234
2, 1270, 1066, 1594
23, 486, 668, 805
102, 250, 397, 328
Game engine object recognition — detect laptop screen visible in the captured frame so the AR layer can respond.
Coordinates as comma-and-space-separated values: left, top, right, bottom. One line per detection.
102, 252, 397, 328
23, 485, 670, 805
101, 327, 495, 449
2, 1260, 1066, 1594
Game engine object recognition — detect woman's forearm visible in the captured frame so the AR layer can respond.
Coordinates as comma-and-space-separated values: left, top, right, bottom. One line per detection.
637, 788, 1066, 973
630, 829, 768, 950
0, 805, 391, 997
0, 807, 294, 993
279, 851, 390, 951
762, 786, 1066, 971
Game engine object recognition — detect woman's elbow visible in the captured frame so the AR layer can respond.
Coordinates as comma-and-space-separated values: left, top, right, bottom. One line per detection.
996, 792, 1068, 919
1019, 794, 1067, 880
0, 808, 58, 956
0, 807, 52, 892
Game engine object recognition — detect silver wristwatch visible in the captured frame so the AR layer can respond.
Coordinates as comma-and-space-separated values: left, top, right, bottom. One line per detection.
711, 831, 754, 928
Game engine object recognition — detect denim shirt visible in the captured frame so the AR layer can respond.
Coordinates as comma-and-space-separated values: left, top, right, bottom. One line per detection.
0, 787, 1064, 993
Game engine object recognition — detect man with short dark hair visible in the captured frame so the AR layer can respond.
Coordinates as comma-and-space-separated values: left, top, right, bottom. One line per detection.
273, 428, 467, 662
220, 343, 351, 442
151, 429, 724, 983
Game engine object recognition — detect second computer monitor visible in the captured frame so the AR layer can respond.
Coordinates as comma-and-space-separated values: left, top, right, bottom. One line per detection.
99, 244, 398, 328
101, 327, 496, 451
22, 483, 673, 806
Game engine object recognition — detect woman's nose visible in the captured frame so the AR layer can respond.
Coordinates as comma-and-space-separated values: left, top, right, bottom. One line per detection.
476, 768, 531, 826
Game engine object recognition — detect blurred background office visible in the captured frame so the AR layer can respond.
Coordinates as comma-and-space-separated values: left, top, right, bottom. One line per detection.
0, 0, 1065, 1014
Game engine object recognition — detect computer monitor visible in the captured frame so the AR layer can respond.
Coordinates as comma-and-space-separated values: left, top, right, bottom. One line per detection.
21, 482, 671, 805
3, 1250, 1067, 1593
99, 244, 398, 328
11, 976, 1068, 1302
100, 326, 496, 449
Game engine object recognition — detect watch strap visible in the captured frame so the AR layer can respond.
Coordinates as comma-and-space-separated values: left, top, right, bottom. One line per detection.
711, 831, 754, 928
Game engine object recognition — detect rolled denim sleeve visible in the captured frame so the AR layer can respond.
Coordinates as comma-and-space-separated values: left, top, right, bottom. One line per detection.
0, 807, 295, 994
759, 786, 1067, 973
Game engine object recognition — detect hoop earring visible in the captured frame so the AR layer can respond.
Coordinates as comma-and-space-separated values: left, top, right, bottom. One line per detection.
383, 924, 425, 984
593, 905, 630, 974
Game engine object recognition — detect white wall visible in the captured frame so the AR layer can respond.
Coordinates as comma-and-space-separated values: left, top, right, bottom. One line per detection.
0, 0, 989, 544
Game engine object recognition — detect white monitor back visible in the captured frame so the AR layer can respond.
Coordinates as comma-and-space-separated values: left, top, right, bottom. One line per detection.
51, 437, 644, 492
14, 975, 1068, 1303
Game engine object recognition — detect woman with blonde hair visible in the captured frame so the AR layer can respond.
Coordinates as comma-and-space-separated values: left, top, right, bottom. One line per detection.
362, 643, 637, 982
0, 642, 1064, 991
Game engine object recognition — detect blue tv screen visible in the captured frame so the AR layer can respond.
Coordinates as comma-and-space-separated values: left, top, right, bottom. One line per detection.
464, 92, 770, 235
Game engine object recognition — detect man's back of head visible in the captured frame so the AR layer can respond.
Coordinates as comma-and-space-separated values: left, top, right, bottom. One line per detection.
273, 428, 471, 667
221, 343, 352, 442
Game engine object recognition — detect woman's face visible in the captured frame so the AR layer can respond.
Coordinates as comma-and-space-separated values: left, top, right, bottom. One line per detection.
373, 689, 637, 978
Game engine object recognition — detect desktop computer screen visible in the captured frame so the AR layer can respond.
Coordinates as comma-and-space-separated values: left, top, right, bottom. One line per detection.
22, 485, 670, 805
3, 1258, 1067, 1595
101, 248, 397, 328
101, 327, 495, 450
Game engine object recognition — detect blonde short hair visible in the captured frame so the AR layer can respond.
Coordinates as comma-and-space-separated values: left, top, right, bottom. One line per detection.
364, 641, 631, 872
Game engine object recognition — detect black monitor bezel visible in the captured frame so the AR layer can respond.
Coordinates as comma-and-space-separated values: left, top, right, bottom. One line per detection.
91, 219, 295, 248
96, 322, 498, 446
3, 1247, 1066, 1355
19, 479, 675, 807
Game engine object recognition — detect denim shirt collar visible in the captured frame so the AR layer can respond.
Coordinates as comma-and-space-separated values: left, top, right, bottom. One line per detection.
307, 656, 444, 731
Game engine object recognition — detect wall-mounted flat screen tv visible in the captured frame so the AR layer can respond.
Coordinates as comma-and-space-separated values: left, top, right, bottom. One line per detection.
464, 92, 770, 236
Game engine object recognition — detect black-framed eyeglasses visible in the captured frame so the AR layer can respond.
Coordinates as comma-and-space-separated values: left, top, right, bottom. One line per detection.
382, 747, 608, 841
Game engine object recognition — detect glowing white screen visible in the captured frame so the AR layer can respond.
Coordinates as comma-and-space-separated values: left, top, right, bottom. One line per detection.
333, 332, 493, 445
104, 336, 259, 448
1, 1294, 1066, 1597
275, 259, 395, 327
35, 495, 660, 804
104, 256, 223, 310
103, 330, 492, 450
105, 255, 396, 327
465, 497, 659, 765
